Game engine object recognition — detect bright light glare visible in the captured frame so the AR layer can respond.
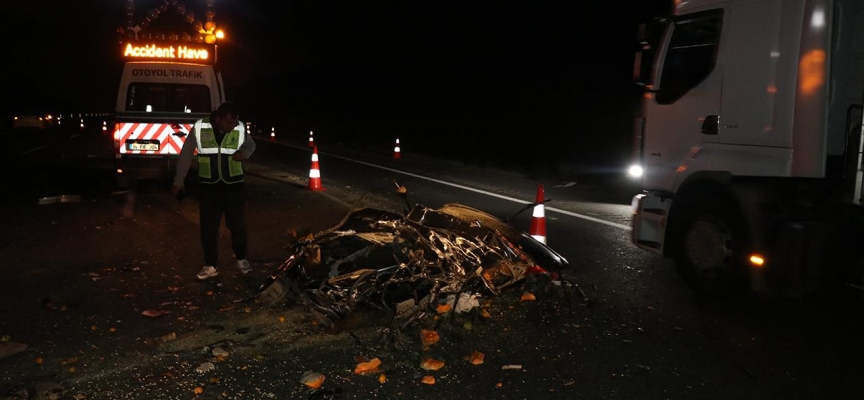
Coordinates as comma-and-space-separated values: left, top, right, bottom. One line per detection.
749, 254, 765, 267
628, 165, 644, 178
811, 8, 825, 29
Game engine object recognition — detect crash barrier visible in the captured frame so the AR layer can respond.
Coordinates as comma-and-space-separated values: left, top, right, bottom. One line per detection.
308, 146, 325, 191
529, 184, 547, 244
393, 138, 401, 159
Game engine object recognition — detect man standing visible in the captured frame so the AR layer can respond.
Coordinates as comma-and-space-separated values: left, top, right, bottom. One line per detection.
172, 102, 257, 280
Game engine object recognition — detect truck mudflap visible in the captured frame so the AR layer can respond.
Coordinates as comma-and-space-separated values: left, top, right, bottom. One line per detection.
631, 193, 672, 255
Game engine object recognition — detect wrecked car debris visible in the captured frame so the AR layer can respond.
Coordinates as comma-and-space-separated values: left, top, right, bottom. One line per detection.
256, 185, 575, 333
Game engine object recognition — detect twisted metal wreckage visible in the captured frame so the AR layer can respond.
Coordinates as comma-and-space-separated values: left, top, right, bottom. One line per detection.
255, 188, 580, 333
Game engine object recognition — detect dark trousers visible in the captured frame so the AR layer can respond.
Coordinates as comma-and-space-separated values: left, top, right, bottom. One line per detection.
199, 182, 248, 267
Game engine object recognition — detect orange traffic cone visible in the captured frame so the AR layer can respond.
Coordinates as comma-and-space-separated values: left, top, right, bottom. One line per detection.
270, 127, 276, 141
393, 138, 401, 159
308, 146, 325, 191
308, 130, 315, 147
529, 184, 547, 244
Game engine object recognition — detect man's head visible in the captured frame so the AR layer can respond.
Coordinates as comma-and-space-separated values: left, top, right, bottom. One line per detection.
212, 102, 240, 133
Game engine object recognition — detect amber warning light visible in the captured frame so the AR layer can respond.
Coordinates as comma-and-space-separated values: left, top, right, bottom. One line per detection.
123, 43, 211, 62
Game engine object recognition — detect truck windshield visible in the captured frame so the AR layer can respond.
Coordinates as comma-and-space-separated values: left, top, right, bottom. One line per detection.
124, 83, 211, 113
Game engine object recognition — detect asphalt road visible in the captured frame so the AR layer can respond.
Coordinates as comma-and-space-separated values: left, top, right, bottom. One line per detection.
1, 125, 863, 399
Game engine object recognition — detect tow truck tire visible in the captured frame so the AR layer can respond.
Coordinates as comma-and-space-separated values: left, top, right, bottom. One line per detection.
672, 195, 749, 297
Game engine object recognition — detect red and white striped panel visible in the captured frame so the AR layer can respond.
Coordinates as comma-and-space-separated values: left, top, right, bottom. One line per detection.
116, 122, 193, 155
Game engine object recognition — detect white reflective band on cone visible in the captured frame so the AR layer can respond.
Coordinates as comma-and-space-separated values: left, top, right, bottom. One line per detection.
309, 169, 320, 178
531, 234, 546, 243
532, 205, 545, 218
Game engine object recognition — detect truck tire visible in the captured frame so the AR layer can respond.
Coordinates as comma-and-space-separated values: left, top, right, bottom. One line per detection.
673, 196, 748, 297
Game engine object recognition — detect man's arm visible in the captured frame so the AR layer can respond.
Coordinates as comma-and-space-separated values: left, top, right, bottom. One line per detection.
233, 124, 256, 160
172, 124, 198, 194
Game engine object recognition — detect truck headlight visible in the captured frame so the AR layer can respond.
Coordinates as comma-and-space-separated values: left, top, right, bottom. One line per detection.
628, 164, 643, 178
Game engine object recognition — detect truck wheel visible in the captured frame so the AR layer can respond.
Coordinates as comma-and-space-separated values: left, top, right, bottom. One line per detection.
673, 197, 748, 296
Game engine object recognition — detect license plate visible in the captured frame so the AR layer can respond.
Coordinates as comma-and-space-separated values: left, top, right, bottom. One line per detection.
127, 141, 160, 151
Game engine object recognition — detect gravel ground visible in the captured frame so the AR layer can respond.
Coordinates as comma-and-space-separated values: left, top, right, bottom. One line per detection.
0, 164, 588, 400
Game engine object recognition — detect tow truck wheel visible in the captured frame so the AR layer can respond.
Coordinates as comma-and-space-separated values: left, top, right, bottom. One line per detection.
673, 196, 748, 297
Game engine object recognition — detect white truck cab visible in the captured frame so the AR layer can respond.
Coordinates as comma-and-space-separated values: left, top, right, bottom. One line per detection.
630, 0, 864, 295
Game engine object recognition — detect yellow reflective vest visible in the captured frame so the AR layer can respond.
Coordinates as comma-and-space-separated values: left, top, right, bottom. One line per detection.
194, 117, 246, 184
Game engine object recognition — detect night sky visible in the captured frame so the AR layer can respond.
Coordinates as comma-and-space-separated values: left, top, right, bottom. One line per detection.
5, 0, 672, 172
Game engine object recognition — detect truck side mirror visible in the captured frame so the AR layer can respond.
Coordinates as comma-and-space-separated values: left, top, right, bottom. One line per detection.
633, 23, 653, 86
633, 18, 667, 89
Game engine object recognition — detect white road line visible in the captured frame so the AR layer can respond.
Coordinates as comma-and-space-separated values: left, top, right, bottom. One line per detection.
23, 145, 47, 154
263, 140, 632, 231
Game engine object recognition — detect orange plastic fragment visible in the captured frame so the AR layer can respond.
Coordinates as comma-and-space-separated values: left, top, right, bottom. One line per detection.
520, 292, 536, 302
421, 329, 439, 346
300, 371, 326, 389
436, 303, 452, 314
420, 358, 445, 371
141, 309, 168, 317
469, 350, 485, 365
193, 386, 204, 394
421, 375, 436, 385
354, 357, 382, 375
378, 373, 387, 383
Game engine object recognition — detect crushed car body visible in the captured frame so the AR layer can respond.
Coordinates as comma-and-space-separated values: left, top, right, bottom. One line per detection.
256, 201, 571, 331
